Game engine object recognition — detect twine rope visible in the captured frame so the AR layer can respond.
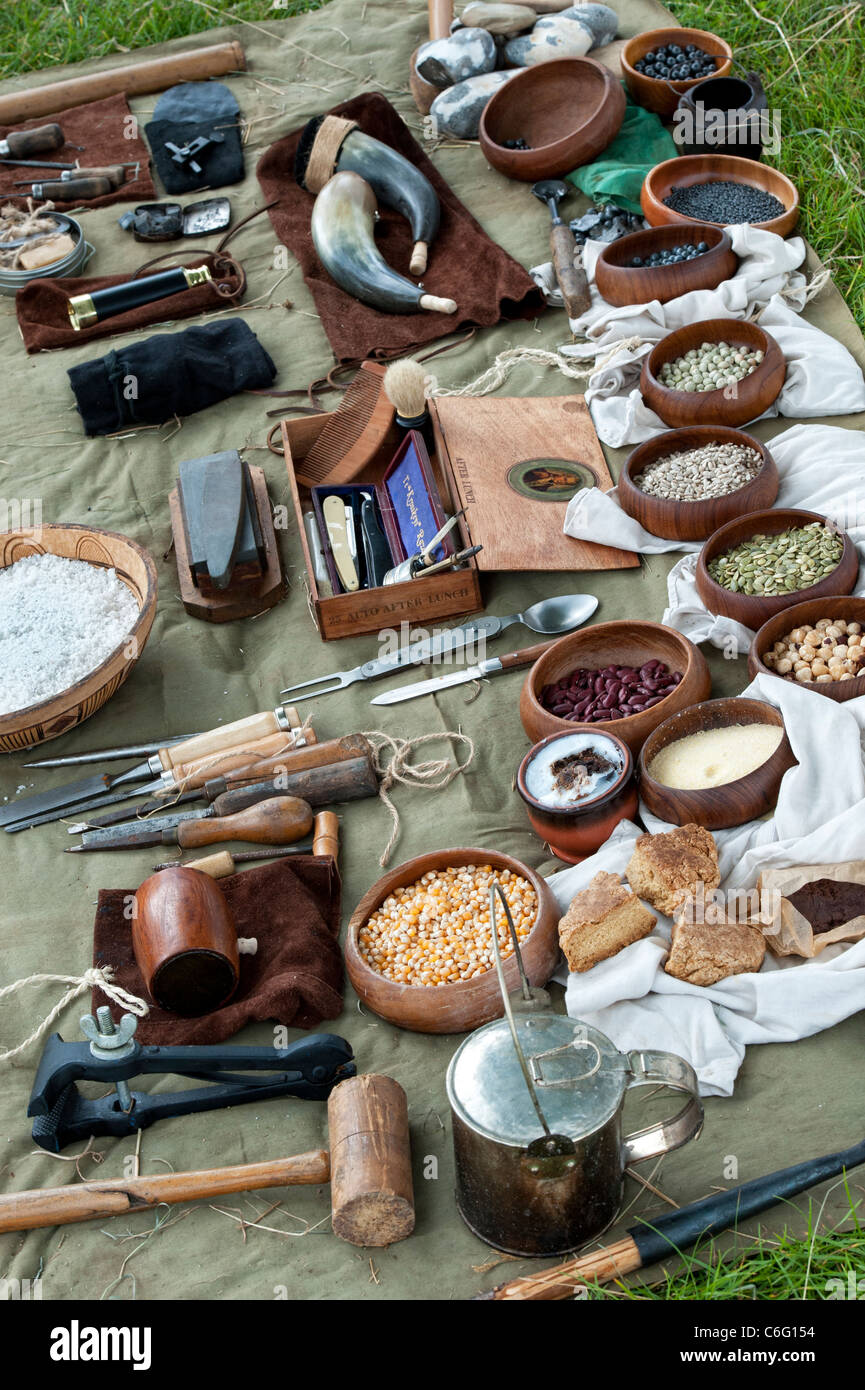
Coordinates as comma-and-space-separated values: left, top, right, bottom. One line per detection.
359, 730, 476, 867
0, 966, 149, 1066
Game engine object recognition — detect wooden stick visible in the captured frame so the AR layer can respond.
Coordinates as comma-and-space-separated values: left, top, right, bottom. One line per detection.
313, 810, 340, 863
210, 756, 378, 816
480, 1237, 643, 1300
199, 734, 373, 799
0, 1152, 330, 1234
0, 42, 246, 125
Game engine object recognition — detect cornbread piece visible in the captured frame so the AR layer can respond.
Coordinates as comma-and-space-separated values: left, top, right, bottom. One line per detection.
626, 824, 720, 917
665, 912, 766, 987
558, 871, 656, 973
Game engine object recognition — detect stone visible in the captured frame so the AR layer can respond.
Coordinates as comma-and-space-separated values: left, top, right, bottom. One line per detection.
560, 4, 618, 47
416, 27, 498, 88
460, 2, 537, 35
504, 14, 593, 65
429, 69, 518, 139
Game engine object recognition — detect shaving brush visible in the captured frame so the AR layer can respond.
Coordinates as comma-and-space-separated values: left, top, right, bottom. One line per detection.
383, 358, 436, 455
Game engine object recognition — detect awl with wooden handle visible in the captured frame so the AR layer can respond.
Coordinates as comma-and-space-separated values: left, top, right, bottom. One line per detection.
159, 810, 340, 877
0, 705, 310, 828
67, 796, 314, 853
0, 123, 65, 157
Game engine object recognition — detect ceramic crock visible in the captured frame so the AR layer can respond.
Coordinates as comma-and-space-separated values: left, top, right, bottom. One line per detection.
516, 728, 638, 864
446, 1013, 703, 1256
675, 73, 768, 161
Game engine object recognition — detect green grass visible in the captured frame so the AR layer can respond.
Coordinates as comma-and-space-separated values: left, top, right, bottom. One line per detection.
585, 1187, 865, 1300
669, 0, 865, 328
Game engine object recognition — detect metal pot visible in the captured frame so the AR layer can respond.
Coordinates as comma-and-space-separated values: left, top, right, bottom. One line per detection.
445, 885, 703, 1257
0, 212, 92, 295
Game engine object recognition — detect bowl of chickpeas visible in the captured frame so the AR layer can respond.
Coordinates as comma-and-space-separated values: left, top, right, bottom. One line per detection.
748, 596, 865, 703
345, 849, 560, 1034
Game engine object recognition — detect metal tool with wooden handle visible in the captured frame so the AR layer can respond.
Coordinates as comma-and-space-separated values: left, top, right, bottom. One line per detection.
0, 706, 311, 829
532, 179, 591, 319
67, 796, 314, 852
0, 123, 65, 157
170, 810, 340, 878
0, 1074, 413, 1249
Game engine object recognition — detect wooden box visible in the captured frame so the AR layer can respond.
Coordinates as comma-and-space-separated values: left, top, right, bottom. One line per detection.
282, 415, 482, 641
282, 394, 637, 642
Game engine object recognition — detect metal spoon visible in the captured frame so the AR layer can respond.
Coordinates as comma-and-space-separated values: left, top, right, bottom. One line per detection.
495, 592, 598, 635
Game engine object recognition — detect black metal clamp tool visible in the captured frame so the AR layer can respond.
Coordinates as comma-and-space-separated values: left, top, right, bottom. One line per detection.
28, 1007, 356, 1152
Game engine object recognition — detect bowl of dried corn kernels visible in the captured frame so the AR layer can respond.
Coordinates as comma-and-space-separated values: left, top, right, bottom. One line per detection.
748, 596, 865, 704
345, 849, 560, 1034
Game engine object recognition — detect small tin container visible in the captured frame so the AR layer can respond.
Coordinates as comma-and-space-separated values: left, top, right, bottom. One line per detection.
0, 212, 91, 296
516, 728, 638, 863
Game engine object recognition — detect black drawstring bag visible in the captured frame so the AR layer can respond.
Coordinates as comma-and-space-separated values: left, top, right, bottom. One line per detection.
67, 319, 276, 437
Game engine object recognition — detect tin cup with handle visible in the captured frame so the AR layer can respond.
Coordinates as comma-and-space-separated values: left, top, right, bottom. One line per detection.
446, 883, 704, 1257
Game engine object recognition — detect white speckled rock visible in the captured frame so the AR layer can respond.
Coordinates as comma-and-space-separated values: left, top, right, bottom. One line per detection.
416, 28, 498, 88
429, 69, 518, 138
460, 2, 537, 35
559, 4, 618, 46
504, 14, 593, 65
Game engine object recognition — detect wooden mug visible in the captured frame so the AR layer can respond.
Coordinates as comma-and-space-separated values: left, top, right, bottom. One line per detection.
133, 867, 239, 1016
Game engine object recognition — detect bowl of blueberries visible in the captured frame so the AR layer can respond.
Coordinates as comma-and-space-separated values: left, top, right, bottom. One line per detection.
621, 27, 733, 118
594, 221, 738, 306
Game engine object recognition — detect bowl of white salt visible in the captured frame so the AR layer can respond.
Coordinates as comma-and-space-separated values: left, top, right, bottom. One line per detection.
0, 524, 158, 751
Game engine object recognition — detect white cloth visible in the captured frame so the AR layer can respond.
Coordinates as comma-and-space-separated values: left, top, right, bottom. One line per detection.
547, 672, 865, 1096
659, 424, 865, 651
580, 297, 865, 448
564, 419, 865, 556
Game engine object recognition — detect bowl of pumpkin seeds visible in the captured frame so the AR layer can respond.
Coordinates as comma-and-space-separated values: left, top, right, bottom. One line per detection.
696, 507, 859, 627
640, 318, 786, 429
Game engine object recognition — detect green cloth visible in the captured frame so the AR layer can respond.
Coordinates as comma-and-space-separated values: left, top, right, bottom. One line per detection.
568, 93, 678, 213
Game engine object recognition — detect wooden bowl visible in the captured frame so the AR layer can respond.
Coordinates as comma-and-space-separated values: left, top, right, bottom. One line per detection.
640, 319, 786, 429
748, 596, 865, 703
519, 620, 711, 755
478, 57, 626, 182
642, 153, 800, 238
0, 523, 158, 753
618, 427, 779, 542
621, 27, 733, 119
594, 223, 737, 308
696, 507, 859, 630
344, 849, 560, 1035
638, 696, 797, 829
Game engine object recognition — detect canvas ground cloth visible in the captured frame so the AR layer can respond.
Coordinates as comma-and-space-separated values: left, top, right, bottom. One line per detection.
0, 0, 863, 1302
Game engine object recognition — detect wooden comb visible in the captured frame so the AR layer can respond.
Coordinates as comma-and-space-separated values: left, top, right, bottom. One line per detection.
296, 360, 396, 488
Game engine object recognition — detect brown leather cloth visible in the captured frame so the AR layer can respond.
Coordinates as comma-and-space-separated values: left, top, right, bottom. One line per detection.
0, 94, 154, 210
256, 92, 544, 362
91, 856, 344, 1044
16, 249, 244, 354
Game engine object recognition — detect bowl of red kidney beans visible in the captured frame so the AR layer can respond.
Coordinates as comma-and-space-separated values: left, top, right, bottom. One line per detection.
541, 660, 683, 723
519, 620, 712, 754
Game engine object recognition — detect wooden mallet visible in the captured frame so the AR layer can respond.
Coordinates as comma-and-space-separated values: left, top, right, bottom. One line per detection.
0, 1074, 414, 1249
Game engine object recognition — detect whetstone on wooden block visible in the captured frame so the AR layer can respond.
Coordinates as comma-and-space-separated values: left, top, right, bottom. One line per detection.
430, 395, 639, 572
170, 465, 286, 623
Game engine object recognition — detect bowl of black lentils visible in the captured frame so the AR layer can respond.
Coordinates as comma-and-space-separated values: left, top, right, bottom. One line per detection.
618, 426, 779, 542
696, 508, 860, 628
621, 27, 733, 118
642, 153, 800, 238
595, 222, 738, 307
640, 318, 787, 429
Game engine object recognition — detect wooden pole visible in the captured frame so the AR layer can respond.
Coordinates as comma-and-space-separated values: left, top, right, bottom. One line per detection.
0, 1152, 330, 1234
0, 42, 246, 125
